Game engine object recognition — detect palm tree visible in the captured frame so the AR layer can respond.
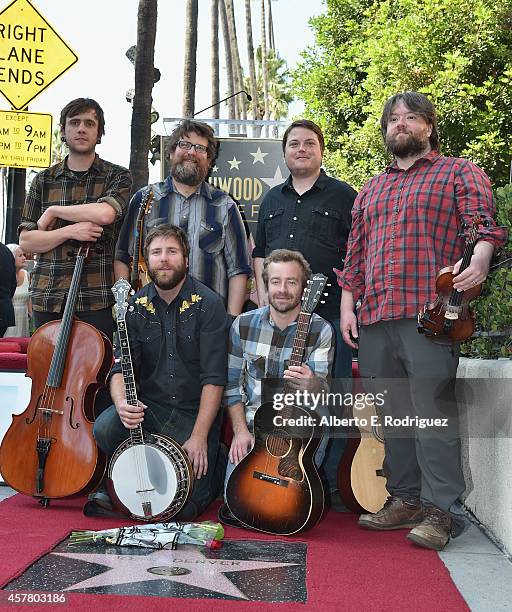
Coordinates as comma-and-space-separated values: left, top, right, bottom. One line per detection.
220, 0, 236, 122
182, 0, 198, 117
210, 0, 220, 119
225, 0, 246, 129
129, 0, 158, 193
260, 0, 270, 135
244, 0, 259, 124
245, 46, 292, 135
267, 0, 275, 51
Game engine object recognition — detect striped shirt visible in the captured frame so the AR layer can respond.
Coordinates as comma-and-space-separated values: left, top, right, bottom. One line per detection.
19, 155, 131, 313
225, 306, 334, 427
115, 177, 251, 302
337, 152, 508, 326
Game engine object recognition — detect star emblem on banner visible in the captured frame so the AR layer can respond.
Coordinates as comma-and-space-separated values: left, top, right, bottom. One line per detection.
250, 147, 268, 164
212, 165, 219, 173
228, 156, 241, 170
53, 545, 299, 600
261, 165, 286, 189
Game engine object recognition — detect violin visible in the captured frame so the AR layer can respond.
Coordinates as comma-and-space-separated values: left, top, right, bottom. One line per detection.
130, 188, 154, 291
0, 244, 112, 504
418, 215, 484, 343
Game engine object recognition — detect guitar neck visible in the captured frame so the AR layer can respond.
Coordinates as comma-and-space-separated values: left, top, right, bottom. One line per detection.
283, 311, 312, 396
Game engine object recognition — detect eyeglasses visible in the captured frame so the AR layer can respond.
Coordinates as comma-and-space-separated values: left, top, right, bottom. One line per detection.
177, 140, 208, 155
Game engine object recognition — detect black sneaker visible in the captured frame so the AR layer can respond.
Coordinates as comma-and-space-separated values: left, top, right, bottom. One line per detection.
218, 503, 244, 528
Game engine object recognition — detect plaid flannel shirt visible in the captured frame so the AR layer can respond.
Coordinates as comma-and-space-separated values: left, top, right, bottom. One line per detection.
225, 306, 334, 427
19, 155, 131, 313
115, 177, 251, 303
337, 152, 508, 325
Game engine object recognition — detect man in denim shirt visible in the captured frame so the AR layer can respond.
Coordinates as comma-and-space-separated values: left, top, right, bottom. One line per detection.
115, 120, 250, 316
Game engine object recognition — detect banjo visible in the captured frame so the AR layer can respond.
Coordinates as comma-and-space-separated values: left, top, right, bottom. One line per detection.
107, 279, 193, 521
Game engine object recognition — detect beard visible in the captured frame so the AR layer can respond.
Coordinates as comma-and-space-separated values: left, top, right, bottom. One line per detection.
386, 131, 430, 158
148, 261, 187, 291
268, 292, 302, 314
171, 158, 207, 186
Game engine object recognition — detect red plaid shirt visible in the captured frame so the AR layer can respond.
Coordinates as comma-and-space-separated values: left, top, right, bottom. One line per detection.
337, 151, 508, 326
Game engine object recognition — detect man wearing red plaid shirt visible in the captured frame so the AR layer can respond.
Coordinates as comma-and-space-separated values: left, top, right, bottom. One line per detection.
338, 92, 507, 551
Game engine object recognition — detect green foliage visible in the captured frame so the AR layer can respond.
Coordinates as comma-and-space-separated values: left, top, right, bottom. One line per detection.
293, 0, 512, 188
462, 184, 512, 358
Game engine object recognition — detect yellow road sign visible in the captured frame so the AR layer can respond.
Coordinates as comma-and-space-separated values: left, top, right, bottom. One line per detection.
0, 0, 78, 110
0, 109, 52, 168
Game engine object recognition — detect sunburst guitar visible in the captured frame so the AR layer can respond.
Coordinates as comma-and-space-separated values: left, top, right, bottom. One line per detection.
226, 274, 328, 535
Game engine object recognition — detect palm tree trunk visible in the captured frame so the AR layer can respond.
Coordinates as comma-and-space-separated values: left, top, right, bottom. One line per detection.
245, 0, 259, 135
267, 0, 275, 51
226, 0, 246, 129
220, 0, 236, 128
260, 0, 270, 136
129, 0, 158, 194
182, 0, 198, 117
211, 0, 220, 119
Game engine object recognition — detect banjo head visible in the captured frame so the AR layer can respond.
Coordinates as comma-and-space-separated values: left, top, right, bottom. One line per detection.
108, 433, 193, 521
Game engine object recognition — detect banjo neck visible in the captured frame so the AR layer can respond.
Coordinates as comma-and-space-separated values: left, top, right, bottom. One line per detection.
117, 318, 144, 445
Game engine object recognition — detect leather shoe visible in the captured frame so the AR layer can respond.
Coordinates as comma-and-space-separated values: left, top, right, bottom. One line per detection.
358, 496, 424, 530
87, 487, 113, 512
218, 503, 244, 528
407, 505, 452, 550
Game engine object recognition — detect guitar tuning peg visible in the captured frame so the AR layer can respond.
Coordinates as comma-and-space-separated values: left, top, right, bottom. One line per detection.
323, 292, 329, 296
326, 283, 332, 287
128, 305, 134, 312
320, 300, 326, 304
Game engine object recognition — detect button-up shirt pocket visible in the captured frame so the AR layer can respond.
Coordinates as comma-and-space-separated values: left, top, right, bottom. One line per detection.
199, 220, 225, 253
263, 207, 285, 245
138, 323, 162, 375
310, 205, 341, 244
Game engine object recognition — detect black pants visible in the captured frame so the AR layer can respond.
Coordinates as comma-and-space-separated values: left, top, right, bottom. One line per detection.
358, 318, 465, 514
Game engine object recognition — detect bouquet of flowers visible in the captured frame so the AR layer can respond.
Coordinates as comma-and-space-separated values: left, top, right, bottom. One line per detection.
69, 521, 224, 550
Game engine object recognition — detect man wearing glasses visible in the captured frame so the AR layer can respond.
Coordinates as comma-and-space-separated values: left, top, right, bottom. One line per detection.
115, 120, 250, 316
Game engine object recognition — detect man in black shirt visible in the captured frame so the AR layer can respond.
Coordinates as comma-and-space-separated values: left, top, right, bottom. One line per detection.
253, 120, 357, 504
92, 224, 229, 519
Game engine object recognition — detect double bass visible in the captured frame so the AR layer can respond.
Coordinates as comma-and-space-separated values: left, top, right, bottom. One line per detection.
0, 244, 111, 504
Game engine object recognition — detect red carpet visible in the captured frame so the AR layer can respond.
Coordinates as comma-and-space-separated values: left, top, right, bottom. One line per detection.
0, 494, 468, 611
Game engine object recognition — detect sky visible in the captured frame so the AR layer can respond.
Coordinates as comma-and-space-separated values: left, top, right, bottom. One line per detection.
1, 0, 326, 181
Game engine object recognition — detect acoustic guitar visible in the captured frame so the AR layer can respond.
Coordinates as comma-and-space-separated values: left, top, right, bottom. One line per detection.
226, 274, 328, 535
130, 189, 153, 291
337, 391, 388, 514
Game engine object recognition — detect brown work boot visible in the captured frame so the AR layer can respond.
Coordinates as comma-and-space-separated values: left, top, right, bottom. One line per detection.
407, 505, 452, 551
358, 496, 424, 530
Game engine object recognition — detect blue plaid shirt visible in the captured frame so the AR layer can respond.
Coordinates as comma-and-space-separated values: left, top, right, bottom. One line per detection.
225, 305, 334, 427
115, 177, 251, 302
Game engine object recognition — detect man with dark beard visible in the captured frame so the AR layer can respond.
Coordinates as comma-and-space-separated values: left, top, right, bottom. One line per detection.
338, 92, 507, 550
115, 120, 250, 316
91, 224, 230, 519
218, 249, 334, 527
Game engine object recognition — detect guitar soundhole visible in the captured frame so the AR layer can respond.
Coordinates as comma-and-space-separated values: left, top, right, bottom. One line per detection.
266, 435, 291, 457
